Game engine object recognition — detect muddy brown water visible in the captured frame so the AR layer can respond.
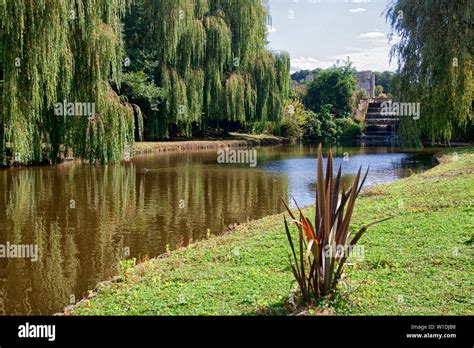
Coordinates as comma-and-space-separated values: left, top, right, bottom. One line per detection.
0, 145, 441, 315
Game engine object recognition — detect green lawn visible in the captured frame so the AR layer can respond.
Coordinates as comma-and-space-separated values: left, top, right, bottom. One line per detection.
71, 147, 474, 316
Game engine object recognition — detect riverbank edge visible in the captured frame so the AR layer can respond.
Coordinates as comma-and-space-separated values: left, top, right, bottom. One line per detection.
64, 146, 473, 316
132, 133, 290, 155
0, 133, 289, 168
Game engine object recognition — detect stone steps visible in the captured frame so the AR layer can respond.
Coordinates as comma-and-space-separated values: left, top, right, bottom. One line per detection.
357, 99, 400, 146
366, 112, 399, 118
365, 118, 399, 125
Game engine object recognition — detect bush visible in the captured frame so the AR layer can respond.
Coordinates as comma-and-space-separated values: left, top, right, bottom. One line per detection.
355, 88, 368, 101
302, 105, 341, 144
250, 121, 277, 135
335, 117, 363, 142
277, 99, 307, 139
301, 110, 322, 142
279, 115, 302, 139
278, 100, 363, 145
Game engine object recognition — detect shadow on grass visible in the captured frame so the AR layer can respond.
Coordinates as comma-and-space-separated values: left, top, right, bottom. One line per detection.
242, 290, 352, 316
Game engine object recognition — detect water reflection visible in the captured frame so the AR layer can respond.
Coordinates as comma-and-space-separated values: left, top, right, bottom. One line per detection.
258, 146, 439, 207
0, 153, 288, 315
0, 146, 439, 315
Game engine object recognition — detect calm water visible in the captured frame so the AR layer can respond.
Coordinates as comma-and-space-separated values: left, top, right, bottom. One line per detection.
0, 145, 440, 315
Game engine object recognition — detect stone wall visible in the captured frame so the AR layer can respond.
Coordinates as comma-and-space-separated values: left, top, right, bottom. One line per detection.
355, 71, 375, 98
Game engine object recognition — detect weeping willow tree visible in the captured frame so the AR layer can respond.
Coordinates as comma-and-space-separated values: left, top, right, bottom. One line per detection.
125, 0, 290, 139
0, 0, 135, 165
386, 0, 473, 145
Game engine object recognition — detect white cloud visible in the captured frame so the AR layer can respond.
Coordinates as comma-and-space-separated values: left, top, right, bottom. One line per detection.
359, 31, 386, 39
267, 25, 277, 33
290, 57, 333, 73
330, 45, 397, 72
349, 8, 366, 13
351, 0, 371, 3
291, 43, 398, 73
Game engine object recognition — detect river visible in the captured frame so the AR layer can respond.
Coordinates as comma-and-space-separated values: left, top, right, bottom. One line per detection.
0, 145, 441, 315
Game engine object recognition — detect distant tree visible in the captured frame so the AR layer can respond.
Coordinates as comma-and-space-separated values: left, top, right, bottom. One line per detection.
291, 68, 322, 82
291, 70, 311, 82
374, 71, 396, 95
303, 64, 357, 117
279, 99, 306, 139
375, 85, 384, 97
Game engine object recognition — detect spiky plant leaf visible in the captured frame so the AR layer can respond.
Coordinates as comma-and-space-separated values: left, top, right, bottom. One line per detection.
282, 144, 392, 303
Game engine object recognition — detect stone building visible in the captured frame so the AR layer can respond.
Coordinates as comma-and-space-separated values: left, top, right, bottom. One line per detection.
355, 71, 375, 98
305, 73, 314, 83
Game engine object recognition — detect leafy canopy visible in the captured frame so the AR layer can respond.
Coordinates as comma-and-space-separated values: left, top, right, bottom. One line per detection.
303, 64, 357, 117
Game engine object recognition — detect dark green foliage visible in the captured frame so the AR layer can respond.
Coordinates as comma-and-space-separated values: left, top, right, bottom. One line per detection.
304, 64, 357, 117
121, 72, 163, 109
298, 105, 361, 144
291, 68, 322, 82
291, 70, 311, 82
316, 106, 341, 144
302, 105, 341, 144
335, 117, 363, 142
301, 111, 322, 143
120, 72, 164, 141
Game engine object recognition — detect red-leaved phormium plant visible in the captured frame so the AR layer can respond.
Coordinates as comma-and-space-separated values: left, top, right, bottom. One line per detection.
282, 144, 392, 302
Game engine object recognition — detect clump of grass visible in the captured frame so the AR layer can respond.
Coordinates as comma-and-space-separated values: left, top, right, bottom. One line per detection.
119, 258, 137, 283
283, 144, 391, 303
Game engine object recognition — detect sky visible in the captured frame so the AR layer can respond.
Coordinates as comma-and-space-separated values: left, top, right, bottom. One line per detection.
266, 0, 400, 73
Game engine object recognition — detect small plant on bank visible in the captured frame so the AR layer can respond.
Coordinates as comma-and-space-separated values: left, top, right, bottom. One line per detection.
282, 144, 392, 303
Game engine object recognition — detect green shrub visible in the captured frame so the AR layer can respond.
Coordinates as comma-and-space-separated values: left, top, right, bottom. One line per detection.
356, 88, 368, 101
335, 117, 363, 142
250, 121, 277, 135
277, 99, 307, 139
301, 110, 322, 142
279, 115, 302, 139
278, 100, 362, 144
302, 105, 341, 144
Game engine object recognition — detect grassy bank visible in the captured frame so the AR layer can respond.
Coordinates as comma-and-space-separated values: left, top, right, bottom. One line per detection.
69, 147, 473, 316
133, 133, 289, 155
